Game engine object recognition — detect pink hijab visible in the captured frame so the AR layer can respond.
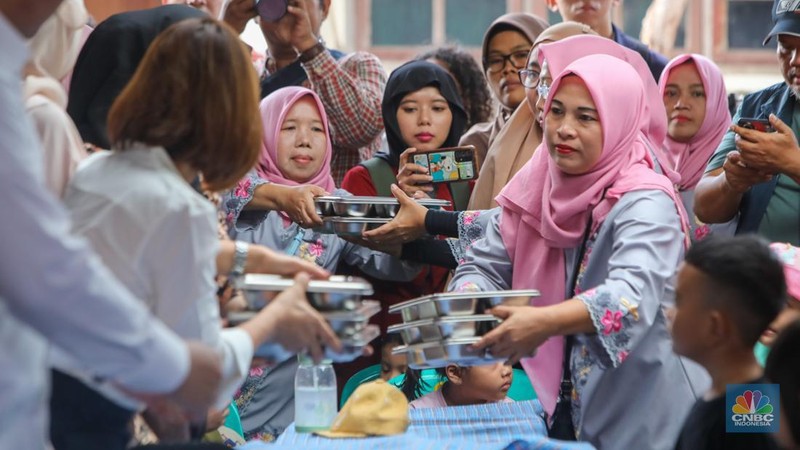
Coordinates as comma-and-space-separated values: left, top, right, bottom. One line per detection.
659, 54, 730, 191
538, 35, 679, 185
495, 55, 687, 415
256, 86, 336, 192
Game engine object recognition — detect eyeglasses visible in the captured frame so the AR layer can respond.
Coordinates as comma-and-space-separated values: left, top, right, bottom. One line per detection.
484, 50, 530, 74
537, 80, 551, 101
518, 69, 540, 88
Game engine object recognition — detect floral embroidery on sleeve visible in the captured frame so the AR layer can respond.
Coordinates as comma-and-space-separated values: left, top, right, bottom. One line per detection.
455, 281, 481, 292
296, 239, 325, 265
577, 288, 642, 368
447, 210, 487, 264
222, 171, 268, 230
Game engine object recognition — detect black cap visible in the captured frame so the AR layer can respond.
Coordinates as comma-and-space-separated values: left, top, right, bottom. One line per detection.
764, 0, 800, 45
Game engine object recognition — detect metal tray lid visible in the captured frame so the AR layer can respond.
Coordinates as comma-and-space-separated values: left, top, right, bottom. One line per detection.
333, 196, 398, 205
314, 196, 343, 202
396, 336, 484, 352
324, 217, 392, 224
320, 300, 381, 321
388, 289, 540, 313
242, 274, 374, 295
340, 324, 380, 346
387, 314, 498, 332
415, 198, 451, 208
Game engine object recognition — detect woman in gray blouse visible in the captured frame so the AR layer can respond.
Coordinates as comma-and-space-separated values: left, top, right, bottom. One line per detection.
453, 55, 709, 449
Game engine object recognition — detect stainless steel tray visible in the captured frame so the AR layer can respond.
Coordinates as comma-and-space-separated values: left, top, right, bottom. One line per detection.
242, 274, 373, 311
316, 196, 453, 219
388, 289, 539, 321
325, 217, 391, 237
393, 337, 504, 369
387, 314, 500, 345
326, 324, 380, 363
321, 300, 381, 338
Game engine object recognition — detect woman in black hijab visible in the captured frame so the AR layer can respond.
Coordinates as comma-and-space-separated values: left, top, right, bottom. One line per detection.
67, 4, 205, 150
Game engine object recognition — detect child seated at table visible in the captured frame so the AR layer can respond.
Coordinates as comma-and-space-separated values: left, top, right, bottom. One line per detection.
406, 362, 513, 409
380, 334, 408, 381
671, 236, 783, 449
755, 243, 800, 365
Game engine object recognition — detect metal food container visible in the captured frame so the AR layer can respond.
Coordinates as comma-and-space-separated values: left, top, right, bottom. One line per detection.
387, 314, 500, 345
368, 197, 452, 218
321, 300, 381, 338
388, 290, 539, 321
314, 196, 341, 217
326, 324, 380, 363
330, 197, 374, 217
313, 219, 337, 234
242, 274, 373, 312
327, 217, 391, 237
393, 337, 503, 369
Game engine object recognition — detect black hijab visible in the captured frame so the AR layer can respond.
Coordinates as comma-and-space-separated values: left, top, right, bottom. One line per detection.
376, 60, 467, 168
67, 5, 206, 149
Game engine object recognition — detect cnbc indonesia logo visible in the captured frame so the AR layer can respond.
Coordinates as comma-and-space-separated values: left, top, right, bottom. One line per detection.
727, 385, 779, 433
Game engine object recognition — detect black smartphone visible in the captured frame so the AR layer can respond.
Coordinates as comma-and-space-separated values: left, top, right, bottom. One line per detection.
412, 145, 479, 183
737, 117, 776, 133
255, 0, 288, 22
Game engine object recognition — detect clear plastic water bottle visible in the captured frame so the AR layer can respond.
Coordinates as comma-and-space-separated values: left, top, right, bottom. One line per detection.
294, 355, 338, 433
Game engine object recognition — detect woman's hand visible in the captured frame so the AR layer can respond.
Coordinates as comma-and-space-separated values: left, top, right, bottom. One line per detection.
205, 406, 230, 432
270, 184, 328, 227
396, 148, 433, 196
472, 306, 555, 365
362, 184, 428, 245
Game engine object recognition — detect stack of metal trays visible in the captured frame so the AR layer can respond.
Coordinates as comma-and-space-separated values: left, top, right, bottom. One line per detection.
236, 274, 380, 363
387, 290, 539, 369
313, 196, 451, 236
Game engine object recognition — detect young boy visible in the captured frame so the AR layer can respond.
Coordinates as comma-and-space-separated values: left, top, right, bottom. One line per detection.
545, 0, 667, 79
408, 363, 513, 409
671, 235, 784, 449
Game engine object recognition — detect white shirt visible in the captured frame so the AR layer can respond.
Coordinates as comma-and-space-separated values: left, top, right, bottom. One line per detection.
0, 12, 190, 450
56, 145, 253, 410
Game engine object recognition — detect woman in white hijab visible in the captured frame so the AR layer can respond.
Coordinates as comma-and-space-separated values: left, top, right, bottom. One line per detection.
24, 0, 88, 197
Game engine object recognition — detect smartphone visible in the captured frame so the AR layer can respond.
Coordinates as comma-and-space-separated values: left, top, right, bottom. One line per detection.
737, 117, 775, 133
255, 0, 288, 22
412, 146, 478, 183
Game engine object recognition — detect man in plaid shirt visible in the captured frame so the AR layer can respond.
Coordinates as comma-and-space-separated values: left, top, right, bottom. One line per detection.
258, 0, 387, 183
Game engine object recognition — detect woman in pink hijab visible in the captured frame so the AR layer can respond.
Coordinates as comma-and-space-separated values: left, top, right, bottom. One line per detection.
659, 54, 731, 241
226, 86, 419, 440
536, 34, 679, 186
451, 55, 707, 449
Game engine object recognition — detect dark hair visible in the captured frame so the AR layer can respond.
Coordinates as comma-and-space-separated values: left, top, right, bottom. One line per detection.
399, 366, 451, 402
685, 235, 786, 346
416, 45, 493, 129
765, 319, 800, 446
108, 18, 261, 192
380, 333, 404, 350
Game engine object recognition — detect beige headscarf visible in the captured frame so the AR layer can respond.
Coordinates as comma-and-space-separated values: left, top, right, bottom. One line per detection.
459, 13, 548, 165
25, 0, 88, 106
468, 21, 597, 210
24, 0, 88, 197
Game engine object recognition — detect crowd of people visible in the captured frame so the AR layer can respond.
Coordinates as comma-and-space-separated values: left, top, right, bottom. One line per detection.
2, 0, 800, 449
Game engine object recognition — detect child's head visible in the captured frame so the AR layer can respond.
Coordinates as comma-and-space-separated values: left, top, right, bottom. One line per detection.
762, 243, 800, 347
441, 362, 513, 404
255, 86, 335, 191
765, 320, 800, 449
380, 334, 408, 381
382, 60, 467, 165
671, 236, 786, 365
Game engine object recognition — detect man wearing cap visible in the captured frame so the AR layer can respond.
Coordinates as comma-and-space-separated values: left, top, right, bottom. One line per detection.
695, 0, 800, 246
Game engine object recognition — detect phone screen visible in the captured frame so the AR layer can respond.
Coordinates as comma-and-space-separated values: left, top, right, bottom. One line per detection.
414, 149, 475, 182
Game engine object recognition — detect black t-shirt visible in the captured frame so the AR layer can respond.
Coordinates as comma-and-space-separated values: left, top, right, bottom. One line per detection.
675, 378, 779, 450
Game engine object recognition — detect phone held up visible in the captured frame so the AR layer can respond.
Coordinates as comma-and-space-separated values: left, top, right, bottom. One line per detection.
255, 0, 289, 22
412, 145, 479, 184
737, 117, 776, 133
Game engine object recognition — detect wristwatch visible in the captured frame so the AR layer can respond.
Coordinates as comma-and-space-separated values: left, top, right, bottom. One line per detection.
229, 240, 249, 287
298, 37, 326, 63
